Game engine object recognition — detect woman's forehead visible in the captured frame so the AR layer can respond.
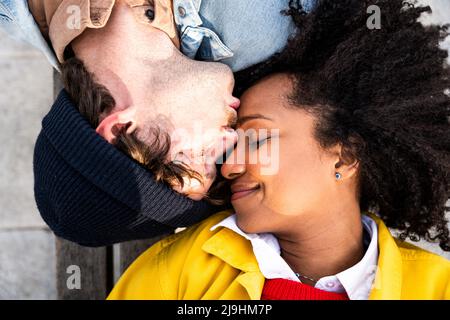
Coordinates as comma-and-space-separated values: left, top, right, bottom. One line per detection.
238, 74, 294, 119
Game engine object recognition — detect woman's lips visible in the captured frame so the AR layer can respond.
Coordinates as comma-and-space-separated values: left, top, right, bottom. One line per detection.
231, 185, 260, 201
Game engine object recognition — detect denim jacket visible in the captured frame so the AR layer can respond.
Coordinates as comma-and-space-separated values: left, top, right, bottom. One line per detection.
0, 0, 59, 69
0, 0, 316, 72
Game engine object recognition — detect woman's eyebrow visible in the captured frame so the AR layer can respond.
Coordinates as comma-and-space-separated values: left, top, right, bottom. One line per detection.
237, 114, 274, 126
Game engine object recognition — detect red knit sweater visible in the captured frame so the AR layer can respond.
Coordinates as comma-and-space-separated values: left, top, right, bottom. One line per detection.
261, 278, 350, 300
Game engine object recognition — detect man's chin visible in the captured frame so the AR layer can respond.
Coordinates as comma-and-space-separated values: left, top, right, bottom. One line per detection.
178, 188, 208, 201
185, 193, 207, 201
172, 175, 215, 201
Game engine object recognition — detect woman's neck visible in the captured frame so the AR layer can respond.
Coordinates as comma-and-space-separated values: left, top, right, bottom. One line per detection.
276, 202, 365, 285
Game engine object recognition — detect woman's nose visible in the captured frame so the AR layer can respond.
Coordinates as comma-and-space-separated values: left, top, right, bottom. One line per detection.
221, 155, 246, 180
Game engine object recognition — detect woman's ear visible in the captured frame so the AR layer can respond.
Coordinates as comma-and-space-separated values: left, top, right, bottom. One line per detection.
335, 157, 359, 180
334, 142, 360, 180
96, 107, 138, 144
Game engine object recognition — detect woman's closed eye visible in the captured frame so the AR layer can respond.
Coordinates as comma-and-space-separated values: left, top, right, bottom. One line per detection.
249, 137, 271, 151
224, 132, 276, 162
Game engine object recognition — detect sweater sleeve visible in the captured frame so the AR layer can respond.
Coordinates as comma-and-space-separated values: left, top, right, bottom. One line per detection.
34, 132, 226, 247
34, 90, 227, 247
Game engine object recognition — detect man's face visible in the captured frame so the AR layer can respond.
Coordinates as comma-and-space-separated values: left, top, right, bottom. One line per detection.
72, 1, 239, 199
136, 51, 239, 199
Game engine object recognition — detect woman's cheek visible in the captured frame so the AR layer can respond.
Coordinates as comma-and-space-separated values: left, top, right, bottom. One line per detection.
257, 174, 283, 212
257, 138, 280, 176
266, 163, 312, 216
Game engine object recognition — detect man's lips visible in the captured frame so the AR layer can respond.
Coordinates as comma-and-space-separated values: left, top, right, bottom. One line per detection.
227, 96, 241, 110
229, 99, 241, 110
230, 184, 260, 201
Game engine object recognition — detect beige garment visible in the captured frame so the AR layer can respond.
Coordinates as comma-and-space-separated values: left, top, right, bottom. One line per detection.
28, 0, 180, 63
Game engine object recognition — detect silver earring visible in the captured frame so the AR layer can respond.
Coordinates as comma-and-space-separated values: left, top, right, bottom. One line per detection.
335, 172, 342, 180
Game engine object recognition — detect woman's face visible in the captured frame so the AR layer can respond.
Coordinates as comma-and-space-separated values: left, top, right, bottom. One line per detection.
221, 73, 344, 234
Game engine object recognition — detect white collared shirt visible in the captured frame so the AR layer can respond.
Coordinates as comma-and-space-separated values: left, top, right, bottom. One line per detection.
211, 214, 379, 300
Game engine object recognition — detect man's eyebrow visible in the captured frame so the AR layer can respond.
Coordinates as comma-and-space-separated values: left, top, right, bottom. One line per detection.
237, 114, 274, 126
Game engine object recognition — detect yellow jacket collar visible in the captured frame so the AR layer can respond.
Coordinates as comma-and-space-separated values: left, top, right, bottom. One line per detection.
202, 226, 260, 272
203, 212, 404, 300
202, 227, 265, 299
367, 213, 403, 299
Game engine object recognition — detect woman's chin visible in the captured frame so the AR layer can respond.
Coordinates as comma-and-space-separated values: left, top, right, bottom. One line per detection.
235, 214, 264, 234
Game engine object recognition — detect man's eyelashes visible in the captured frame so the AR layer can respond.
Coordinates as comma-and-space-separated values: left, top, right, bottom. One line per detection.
145, 7, 155, 20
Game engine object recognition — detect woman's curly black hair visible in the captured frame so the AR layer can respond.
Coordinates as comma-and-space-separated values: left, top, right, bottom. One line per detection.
235, 0, 450, 250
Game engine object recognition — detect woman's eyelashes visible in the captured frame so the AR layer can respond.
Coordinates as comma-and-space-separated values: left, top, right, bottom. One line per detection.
223, 133, 274, 160
249, 137, 271, 151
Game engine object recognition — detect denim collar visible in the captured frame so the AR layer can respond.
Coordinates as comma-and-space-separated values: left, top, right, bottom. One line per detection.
173, 0, 203, 29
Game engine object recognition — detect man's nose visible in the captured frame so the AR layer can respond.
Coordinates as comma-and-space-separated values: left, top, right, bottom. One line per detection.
220, 63, 235, 94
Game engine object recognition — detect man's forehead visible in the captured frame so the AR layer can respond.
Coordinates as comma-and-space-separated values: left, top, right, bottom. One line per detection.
126, 0, 153, 5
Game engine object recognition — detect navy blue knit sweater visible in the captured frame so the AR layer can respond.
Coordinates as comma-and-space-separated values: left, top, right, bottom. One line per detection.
33, 90, 224, 247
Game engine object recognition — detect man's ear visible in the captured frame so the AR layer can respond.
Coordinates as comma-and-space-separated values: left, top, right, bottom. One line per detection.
96, 107, 138, 144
